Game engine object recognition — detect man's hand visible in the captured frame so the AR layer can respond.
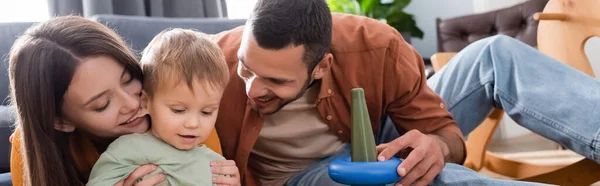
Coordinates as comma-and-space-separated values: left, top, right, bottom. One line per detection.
376, 130, 450, 186
211, 160, 241, 186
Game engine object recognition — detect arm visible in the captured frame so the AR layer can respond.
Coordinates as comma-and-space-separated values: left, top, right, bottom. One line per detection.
377, 36, 465, 186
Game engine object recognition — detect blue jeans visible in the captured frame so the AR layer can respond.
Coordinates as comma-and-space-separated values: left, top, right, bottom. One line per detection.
286, 35, 600, 185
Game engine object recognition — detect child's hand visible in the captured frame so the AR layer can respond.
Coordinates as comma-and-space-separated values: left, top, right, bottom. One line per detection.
113, 164, 166, 186
210, 160, 241, 186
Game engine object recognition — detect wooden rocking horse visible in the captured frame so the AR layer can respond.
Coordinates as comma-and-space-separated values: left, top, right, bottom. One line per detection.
431, 0, 600, 185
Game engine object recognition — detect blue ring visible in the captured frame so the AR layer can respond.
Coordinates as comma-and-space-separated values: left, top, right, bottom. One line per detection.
328, 155, 402, 185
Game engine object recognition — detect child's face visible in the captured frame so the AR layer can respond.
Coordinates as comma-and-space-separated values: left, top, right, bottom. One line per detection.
143, 79, 223, 150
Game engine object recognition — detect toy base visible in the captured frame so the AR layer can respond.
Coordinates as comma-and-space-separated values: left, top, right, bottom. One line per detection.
328, 155, 402, 185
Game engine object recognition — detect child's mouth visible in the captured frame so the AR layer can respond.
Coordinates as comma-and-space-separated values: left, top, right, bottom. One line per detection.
178, 134, 198, 143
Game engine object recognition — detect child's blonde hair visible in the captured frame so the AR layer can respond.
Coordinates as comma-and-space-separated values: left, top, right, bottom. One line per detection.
140, 28, 229, 96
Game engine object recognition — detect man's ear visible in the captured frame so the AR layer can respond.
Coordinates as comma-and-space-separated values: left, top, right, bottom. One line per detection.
312, 53, 333, 80
54, 118, 75, 133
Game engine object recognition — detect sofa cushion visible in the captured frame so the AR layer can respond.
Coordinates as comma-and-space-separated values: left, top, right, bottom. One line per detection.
0, 22, 36, 106
90, 14, 246, 54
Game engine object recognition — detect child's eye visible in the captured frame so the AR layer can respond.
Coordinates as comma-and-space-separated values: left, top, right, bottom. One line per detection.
201, 111, 213, 116
170, 108, 185, 114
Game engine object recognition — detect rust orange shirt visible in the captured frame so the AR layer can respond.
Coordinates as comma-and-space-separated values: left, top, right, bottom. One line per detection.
212, 13, 464, 186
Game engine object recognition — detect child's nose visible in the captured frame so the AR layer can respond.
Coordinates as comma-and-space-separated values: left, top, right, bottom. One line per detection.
184, 116, 200, 129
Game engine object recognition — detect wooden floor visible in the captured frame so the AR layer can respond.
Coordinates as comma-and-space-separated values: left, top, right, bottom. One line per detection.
480, 133, 600, 185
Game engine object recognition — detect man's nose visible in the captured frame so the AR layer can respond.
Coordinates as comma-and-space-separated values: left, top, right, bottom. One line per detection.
246, 77, 267, 99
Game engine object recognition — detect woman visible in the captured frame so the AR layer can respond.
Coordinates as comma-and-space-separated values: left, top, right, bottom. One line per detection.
8, 16, 240, 186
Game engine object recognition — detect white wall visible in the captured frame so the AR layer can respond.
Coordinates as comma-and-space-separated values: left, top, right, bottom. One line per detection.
586, 37, 600, 78
404, 0, 474, 58
472, 0, 529, 13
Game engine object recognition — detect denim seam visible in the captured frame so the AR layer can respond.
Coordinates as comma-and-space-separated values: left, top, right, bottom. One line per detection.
592, 127, 600, 162
446, 77, 494, 111
496, 89, 593, 155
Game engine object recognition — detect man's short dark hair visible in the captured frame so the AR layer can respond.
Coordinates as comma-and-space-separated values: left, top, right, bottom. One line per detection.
250, 0, 332, 72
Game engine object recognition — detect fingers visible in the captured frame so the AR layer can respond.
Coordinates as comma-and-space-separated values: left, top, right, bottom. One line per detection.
397, 145, 427, 177
211, 165, 239, 175
123, 164, 158, 186
211, 160, 236, 167
413, 160, 444, 186
377, 130, 421, 161
398, 152, 434, 186
376, 143, 388, 153
213, 175, 239, 186
135, 174, 166, 186
211, 160, 241, 186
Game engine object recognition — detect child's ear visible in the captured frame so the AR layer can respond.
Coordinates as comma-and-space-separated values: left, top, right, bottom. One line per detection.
137, 90, 150, 117
54, 118, 75, 133
141, 90, 150, 108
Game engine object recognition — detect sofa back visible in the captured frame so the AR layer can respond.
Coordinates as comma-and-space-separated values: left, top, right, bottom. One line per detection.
436, 0, 548, 52
91, 14, 246, 53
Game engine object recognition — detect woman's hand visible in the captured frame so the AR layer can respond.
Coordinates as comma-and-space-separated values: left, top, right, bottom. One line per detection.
113, 164, 166, 186
211, 160, 241, 186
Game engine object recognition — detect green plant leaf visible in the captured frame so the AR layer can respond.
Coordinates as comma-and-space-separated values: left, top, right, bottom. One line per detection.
358, 0, 377, 16
330, 0, 425, 39
386, 0, 410, 14
387, 11, 424, 38
372, 3, 390, 19
327, 0, 363, 15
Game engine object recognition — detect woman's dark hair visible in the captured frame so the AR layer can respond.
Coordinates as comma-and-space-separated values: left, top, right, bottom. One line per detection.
8, 15, 143, 186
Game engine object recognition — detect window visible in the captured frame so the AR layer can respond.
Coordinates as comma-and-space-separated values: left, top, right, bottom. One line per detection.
226, 0, 257, 19
0, 0, 49, 23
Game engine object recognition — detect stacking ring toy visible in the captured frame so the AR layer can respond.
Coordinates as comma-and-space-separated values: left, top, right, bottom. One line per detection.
328, 155, 402, 185
328, 88, 403, 185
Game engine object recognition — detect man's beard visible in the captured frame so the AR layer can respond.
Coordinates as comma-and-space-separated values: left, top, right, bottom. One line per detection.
252, 77, 317, 115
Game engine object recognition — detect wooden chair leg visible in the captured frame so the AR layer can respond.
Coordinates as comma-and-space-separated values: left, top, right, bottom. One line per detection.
521, 158, 600, 185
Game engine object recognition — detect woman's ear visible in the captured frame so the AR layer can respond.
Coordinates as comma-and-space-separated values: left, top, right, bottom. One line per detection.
312, 53, 333, 80
54, 118, 75, 132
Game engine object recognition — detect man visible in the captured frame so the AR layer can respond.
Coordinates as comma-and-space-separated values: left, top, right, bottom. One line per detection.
212, 0, 600, 185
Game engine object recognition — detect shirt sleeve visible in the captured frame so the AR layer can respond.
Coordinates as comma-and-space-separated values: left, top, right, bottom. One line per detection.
383, 36, 464, 138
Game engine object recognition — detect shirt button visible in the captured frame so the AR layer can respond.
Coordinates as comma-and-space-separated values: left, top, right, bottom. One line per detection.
326, 115, 333, 120
327, 89, 332, 94
337, 130, 343, 134
439, 103, 445, 109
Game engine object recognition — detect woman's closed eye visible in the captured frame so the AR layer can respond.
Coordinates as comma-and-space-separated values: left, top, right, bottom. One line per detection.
93, 98, 111, 112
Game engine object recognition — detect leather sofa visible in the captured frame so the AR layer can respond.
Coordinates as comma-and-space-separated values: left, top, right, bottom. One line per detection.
436, 0, 549, 53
